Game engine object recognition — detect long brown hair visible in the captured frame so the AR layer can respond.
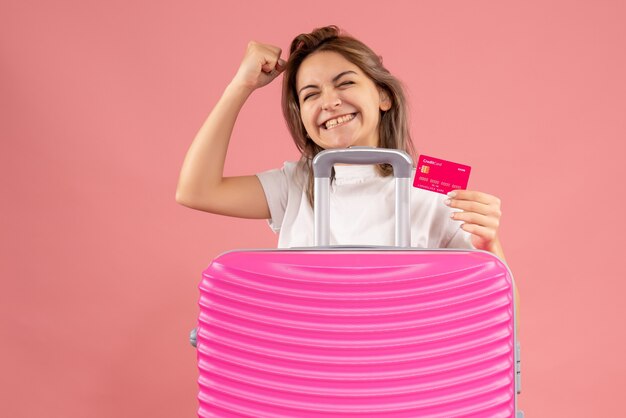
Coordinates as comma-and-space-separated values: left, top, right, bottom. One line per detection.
282, 25, 416, 208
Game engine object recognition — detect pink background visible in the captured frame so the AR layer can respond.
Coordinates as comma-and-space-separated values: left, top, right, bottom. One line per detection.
2, 1, 624, 417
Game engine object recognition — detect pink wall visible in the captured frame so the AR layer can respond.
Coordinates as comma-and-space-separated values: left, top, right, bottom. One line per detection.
2, 0, 624, 416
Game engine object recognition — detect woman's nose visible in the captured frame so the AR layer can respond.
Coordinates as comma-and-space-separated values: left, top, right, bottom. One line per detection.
321, 90, 341, 111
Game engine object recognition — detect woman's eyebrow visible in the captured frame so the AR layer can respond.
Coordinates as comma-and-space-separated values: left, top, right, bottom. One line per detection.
298, 70, 358, 96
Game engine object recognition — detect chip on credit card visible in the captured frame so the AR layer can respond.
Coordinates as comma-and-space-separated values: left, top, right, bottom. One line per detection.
413, 155, 471, 195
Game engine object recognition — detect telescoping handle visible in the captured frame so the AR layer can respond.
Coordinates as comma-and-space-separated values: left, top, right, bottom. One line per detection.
312, 146, 414, 247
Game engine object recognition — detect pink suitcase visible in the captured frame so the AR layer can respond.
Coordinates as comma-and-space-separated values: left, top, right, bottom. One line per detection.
196, 148, 522, 417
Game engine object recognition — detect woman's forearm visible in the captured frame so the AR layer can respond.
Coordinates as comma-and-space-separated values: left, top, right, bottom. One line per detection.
176, 82, 253, 206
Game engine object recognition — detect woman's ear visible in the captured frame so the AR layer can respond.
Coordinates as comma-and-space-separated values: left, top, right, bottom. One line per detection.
379, 89, 392, 111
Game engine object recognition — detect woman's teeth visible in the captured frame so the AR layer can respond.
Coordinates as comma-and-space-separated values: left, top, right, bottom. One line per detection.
324, 113, 355, 129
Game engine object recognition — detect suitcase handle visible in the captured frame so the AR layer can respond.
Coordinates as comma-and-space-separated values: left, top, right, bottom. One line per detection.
312, 146, 413, 247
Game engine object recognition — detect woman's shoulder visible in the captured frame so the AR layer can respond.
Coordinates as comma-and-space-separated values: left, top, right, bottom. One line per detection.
266, 160, 308, 190
260, 160, 305, 176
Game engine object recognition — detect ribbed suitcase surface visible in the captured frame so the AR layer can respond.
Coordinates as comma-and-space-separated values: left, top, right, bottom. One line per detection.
197, 249, 517, 417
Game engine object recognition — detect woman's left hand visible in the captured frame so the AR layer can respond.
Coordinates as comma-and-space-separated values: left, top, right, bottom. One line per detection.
445, 190, 503, 254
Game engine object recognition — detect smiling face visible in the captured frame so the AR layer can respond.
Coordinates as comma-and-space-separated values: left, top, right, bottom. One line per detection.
296, 51, 391, 150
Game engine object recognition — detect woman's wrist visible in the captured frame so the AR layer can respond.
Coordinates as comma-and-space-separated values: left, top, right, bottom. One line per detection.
487, 237, 506, 262
226, 79, 256, 98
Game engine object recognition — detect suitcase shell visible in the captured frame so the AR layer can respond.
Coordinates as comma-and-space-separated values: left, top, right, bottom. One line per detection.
196, 148, 521, 417
197, 248, 520, 417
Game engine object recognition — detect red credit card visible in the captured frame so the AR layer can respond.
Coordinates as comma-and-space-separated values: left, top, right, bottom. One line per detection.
413, 155, 471, 195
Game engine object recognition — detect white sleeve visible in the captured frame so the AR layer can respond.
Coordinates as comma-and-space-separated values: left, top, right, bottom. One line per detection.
255, 163, 289, 233
444, 226, 476, 249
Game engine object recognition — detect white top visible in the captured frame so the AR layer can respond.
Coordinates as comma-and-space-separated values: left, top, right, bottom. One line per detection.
256, 161, 475, 249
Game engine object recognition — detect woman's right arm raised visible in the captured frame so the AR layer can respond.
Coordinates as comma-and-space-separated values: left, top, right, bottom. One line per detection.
175, 42, 285, 219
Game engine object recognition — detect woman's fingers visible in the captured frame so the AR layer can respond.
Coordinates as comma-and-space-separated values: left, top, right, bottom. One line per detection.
259, 48, 283, 71
444, 189, 503, 251
266, 58, 286, 73
448, 190, 501, 206
450, 210, 500, 229
445, 190, 502, 218
460, 223, 498, 242
252, 43, 283, 72
447, 199, 502, 218
233, 41, 285, 90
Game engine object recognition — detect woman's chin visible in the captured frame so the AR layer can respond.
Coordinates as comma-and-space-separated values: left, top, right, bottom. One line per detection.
318, 135, 358, 149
